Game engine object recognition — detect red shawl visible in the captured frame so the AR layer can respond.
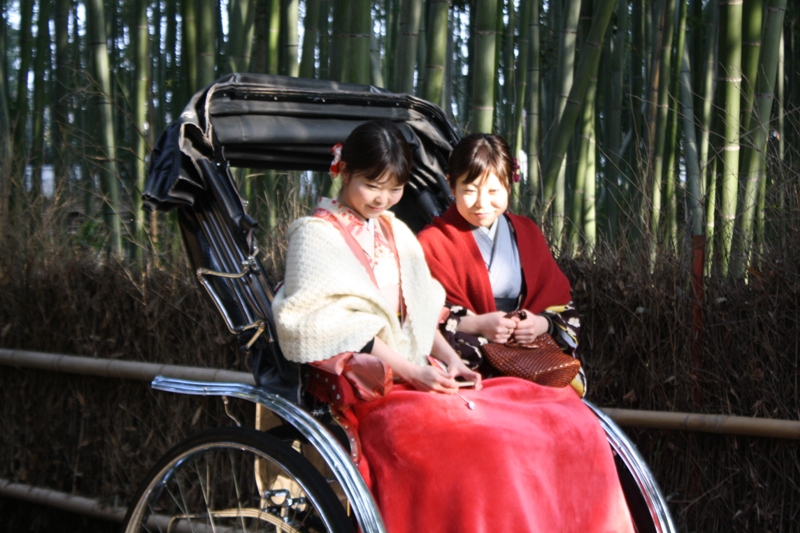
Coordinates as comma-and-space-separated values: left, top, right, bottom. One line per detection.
418, 204, 572, 315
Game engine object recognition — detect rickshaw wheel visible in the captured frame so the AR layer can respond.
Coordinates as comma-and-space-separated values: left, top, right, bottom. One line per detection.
122, 427, 355, 533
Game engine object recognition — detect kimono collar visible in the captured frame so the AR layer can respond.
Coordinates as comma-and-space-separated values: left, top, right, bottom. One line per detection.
314, 197, 381, 260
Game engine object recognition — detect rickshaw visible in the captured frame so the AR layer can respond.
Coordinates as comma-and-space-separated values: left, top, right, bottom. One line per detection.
123, 73, 676, 533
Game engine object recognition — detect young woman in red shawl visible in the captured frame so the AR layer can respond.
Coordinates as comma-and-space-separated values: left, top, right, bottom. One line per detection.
418, 133, 585, 393
416, 133, 635, 531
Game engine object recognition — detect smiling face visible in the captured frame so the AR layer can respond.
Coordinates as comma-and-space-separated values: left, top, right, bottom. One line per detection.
338, 165, 405, 220
453, 171, 509, 228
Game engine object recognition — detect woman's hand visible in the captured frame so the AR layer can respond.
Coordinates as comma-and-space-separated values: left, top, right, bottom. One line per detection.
424, 329, 483, 392
460, 311, 519, 343
406, 365, 460, 394
445, 358, 483, 390
511, 313, 550, 344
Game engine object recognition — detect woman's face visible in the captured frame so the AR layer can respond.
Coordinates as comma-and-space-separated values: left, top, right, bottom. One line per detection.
339, 166, 405, 220
453, 171, 509, 228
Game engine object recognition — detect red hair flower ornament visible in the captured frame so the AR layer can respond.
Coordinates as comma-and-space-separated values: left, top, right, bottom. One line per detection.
512, 158, 521, 183
329, 143, 343, 178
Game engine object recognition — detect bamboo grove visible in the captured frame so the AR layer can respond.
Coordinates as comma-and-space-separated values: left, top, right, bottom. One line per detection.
0, 0, 797, 278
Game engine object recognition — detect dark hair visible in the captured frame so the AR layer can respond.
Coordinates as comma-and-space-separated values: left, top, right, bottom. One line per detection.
340, 120, 413, 185
447, 133, 513, 192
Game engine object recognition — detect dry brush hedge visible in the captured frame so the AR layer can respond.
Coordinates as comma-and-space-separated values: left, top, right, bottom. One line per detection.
1, 245, 799, 532
0, 259, 257, 510
563, 245, 800, 532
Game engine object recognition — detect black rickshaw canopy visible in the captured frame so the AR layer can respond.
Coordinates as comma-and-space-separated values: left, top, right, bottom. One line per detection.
145, 72, 460, 232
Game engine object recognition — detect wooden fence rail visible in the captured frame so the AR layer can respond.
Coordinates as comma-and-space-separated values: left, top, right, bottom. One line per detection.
2, 347, 799, 440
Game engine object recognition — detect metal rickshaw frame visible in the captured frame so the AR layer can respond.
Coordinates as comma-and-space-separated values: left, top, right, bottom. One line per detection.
125, 73, 676, 533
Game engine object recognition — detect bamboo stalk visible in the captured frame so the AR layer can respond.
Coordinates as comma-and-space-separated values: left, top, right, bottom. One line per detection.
166, 0, 180, 118
300, 0, 319, 78
348, 0, 372, 84
282, 0, 300, 77
648, 0, 678, 267
501, 0, 515, 141
318, 0, 330, 80
227, 0, 257, 74
681, 40, 704, 237
131, 0, 149, 268
523, 0, 541, 214
422, 0, 449, 104
732, 0, 787, 276
541, 0, 617, 239
11, 0, 33, 202
717, 0, 744, 277
86, 0, 122, 257
0, 6, 10, 190
605, 0, 628, 241
739, 0, 764, 137
267, 0, 281, 76
470, 0, 498, 133
181, 0, 198, 97
416, 0, 428, 94
393, 0, 424, 94
30, 0, 51, 200
370, 30, 384, 87
769, 29, 784, 252
51, 0, 69, 199
663, 0, 688, 253
513, 0, 531, 158
700, 0, 718, 266
197, 0, 217, 86
544, 0, 582, 245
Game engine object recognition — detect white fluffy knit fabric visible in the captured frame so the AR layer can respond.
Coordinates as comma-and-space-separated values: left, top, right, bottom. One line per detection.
273, 211, 446, 365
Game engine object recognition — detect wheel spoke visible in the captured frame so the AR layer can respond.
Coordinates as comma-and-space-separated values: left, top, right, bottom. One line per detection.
123, 428, 353, 533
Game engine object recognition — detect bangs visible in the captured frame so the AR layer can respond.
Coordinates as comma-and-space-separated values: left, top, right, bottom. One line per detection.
340, 120, 413, 186
448, 134, 512, 192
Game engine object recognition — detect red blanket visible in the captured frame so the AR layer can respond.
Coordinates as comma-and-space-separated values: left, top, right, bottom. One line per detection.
353, 377, 634, 533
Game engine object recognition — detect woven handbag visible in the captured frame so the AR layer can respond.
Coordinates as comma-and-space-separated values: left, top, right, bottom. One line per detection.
481, 312, 581, 388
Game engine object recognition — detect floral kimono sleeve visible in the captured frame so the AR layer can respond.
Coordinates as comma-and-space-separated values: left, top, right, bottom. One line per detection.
542, 302, 586, 394
440, 305, 490, 371
541, 302, 581, 359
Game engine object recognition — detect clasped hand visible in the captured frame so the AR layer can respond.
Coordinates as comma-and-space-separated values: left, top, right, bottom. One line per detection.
480, 311, 549, 345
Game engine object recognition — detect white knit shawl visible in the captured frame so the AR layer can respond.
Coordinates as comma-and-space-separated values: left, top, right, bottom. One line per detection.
273, 211, 446, 365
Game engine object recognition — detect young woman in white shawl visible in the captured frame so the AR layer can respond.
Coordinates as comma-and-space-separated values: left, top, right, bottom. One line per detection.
273, 120, 481, 392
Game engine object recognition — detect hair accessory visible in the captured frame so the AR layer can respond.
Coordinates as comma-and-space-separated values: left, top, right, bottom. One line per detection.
512, 157, 521, 183
329, 143, 343, 178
